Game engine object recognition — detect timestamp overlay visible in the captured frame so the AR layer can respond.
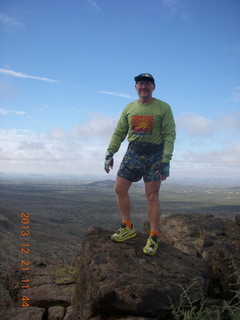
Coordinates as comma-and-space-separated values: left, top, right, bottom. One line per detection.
20, 212, 31, 307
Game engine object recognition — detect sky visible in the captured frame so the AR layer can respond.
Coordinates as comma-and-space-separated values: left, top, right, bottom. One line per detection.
0, 0, 240, 182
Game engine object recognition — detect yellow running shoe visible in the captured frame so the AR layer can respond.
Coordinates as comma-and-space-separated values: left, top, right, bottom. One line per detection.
111, 223, 136, 242
143, 236, 159, 256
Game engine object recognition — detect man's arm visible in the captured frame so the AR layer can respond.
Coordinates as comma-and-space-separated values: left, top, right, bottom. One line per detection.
155, 105, 176, 180
161, 105, 176, 163
104, 109, 129, 173
107, 109, 129, 154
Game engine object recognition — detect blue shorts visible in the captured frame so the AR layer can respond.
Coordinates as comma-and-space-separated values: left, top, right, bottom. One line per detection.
117, 146, 168, 183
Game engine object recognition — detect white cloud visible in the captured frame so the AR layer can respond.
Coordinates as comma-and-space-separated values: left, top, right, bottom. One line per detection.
216, 112, 240, 133
169, 111, 240, 179
96, 90, 135, 99
176, 113, 213, 136
87, 0, 101, 12
0, 113, 115, 175
229, 86, 240, 102
161, 0, 191, 20
0, 14, 23, 29
177, 111, 240, 137
182, 141, 240, 165
0, 129, 81, 171
72, 113, 117, 140
0, 68, 61, 83
1, 111, 239, 180
162, 0, 177, 6
171, 140, 240, 180
0, 108, 25, 116
48, 127, 72, 144
0, 80, 17, 99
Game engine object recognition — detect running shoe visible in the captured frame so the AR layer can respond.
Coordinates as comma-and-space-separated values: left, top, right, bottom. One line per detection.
111, 223, 136, 242
143, 236, 159, 256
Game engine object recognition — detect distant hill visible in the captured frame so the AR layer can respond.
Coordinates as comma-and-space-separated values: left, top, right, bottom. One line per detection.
86, 179, 116, 188
85, 179, 144, 190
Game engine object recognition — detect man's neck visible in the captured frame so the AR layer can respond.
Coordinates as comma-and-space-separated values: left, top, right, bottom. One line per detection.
139, 97, 153, 104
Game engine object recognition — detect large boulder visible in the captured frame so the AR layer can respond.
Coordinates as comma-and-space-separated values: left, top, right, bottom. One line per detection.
0, 302, 46, 320
235, 214, 240, 227
3, 255, 77, 319
72, 227, 211, 320
156, 214, 240, 297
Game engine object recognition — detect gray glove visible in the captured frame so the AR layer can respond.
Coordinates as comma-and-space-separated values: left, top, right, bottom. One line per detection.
155, 162, 170, 176
104, 151, 114, 173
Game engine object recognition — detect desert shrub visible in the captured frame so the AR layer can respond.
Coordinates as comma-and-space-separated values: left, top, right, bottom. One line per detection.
171, 265, 240, 320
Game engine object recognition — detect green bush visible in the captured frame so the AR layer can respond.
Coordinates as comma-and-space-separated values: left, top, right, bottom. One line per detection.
171, 266, 240, 320
221, 267, 240, 320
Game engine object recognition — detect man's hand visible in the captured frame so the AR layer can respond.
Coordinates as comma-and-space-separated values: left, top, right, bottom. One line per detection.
104, 151, 114, 173
155, 162, 170, 180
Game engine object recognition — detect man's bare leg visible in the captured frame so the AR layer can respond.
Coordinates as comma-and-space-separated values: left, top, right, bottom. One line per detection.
142, 180, 161, 255
114, 176, 132, 222
145, 180, 161, 232
111, 176, 136, 242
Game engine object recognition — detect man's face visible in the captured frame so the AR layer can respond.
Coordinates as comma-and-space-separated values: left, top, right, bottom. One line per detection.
135, 81, 155, 99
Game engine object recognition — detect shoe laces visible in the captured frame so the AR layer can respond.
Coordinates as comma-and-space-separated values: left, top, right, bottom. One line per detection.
116, 223, 127, 234
149, 236, 158, 248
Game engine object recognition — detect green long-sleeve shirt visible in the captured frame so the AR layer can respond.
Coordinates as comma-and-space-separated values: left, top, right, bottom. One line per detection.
107, 98, 176, 163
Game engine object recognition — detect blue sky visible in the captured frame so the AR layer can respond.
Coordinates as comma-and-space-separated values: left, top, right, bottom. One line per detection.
0, 0, 239, 181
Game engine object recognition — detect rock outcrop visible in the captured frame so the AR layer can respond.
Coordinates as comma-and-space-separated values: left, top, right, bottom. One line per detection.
2, 213, 240, 320
2, 256, 76, 320
71, 227, 211, 320
157, 214, 240, 297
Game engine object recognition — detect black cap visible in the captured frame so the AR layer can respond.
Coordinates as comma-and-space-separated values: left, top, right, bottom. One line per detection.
134, 73, 155, 85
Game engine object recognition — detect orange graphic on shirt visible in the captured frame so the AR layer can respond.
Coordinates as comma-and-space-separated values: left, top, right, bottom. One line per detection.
131, 115, 153, 135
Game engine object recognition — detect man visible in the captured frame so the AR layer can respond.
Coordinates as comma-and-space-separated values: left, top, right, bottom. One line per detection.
104, 73, 176, 256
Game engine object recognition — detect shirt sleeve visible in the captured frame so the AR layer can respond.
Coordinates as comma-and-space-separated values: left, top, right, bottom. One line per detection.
107, 108, 129, 154
161, 105, 176, 163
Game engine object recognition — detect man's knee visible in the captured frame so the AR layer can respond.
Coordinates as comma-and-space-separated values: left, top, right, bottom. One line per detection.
146, 190, 159, 203
145, 181, 160, 202
115, 184, 125, 195
115, 177, 131, 195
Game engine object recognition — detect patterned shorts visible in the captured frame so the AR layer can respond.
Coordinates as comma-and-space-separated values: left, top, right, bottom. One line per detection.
117, 146, 166, 183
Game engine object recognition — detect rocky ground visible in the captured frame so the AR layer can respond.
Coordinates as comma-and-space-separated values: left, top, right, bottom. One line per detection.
1, 213, 240, 320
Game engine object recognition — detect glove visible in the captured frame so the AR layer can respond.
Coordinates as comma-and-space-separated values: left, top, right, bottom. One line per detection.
104, 151, 114, 173
155, 162, 170, 176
